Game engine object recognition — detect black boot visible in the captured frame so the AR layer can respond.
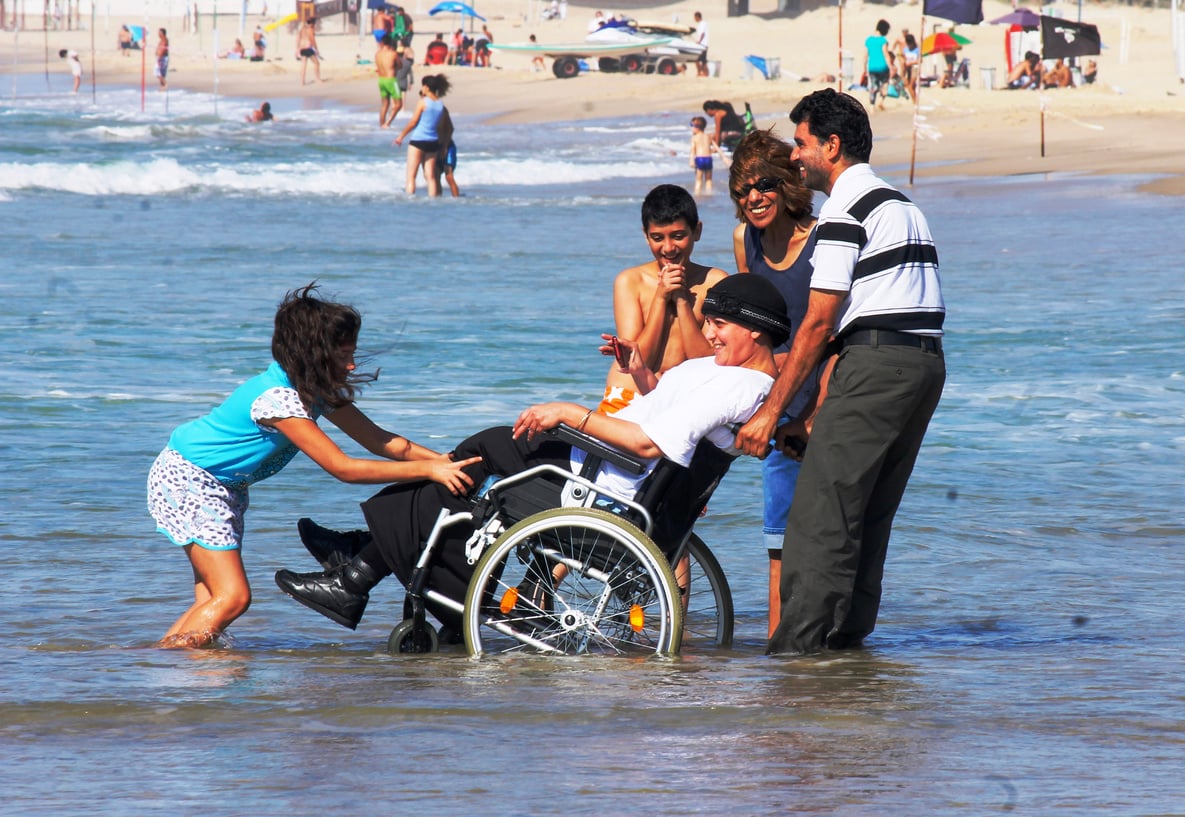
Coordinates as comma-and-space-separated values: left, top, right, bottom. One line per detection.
274, 554, 387, 630
297, 517, 373, 570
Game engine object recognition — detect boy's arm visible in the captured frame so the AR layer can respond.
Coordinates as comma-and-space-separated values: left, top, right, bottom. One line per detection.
613, 265, 672, 374
671, 265, 726, 362
635, 281, 674, 372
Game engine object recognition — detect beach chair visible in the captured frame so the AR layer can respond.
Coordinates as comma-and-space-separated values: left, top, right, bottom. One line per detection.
386, 424, 735, 657
942, 57, 971, 88
743, 55, 781, 80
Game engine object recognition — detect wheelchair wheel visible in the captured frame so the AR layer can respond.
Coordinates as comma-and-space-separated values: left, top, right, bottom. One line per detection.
463, 508, 683, 656
387, 619, 439, 655
675, 533, 734, 649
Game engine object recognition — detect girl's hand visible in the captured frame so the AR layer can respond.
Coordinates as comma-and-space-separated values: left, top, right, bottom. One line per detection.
427, 455, 481, 495
394, 135, 404, 146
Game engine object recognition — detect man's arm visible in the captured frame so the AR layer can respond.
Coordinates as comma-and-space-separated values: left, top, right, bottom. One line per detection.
734, 288, 845, 457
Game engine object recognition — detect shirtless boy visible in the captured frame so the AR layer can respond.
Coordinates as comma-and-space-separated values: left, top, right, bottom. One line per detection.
688, 115, 721, 196
600, 184, 728, 413
297, 17, 322, 85
375, 34, 402, 127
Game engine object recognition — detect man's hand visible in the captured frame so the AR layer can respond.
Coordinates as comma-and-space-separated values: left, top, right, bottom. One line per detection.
735, 406, 779, 458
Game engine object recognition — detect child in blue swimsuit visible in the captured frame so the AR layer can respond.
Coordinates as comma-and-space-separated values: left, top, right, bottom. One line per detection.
147, 282, 480, 648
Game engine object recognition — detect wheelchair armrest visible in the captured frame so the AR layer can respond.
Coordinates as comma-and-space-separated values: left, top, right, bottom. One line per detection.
546, 424, 648, 476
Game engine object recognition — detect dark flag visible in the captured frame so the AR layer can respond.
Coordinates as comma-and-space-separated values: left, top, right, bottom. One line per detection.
1041, 15, 1102, 59
923, 0, 983, 25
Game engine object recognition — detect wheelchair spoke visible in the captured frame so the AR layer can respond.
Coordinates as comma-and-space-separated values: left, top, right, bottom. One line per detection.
464, 510, 681, 656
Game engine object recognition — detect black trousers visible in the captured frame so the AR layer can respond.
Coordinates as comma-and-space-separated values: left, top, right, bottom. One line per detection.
359, 426, 569, 627
768, 342, 946, 654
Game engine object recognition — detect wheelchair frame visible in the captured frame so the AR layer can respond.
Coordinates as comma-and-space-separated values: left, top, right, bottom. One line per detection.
385, 425, 734, 657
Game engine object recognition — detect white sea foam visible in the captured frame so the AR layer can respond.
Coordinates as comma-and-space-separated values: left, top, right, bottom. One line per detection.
0, 151, 682, 196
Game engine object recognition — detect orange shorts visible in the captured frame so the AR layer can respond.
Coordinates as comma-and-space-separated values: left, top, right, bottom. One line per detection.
596, 386, 636, 415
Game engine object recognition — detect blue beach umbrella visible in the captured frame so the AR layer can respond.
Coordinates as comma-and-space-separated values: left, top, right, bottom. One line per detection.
428, 1, 486, 21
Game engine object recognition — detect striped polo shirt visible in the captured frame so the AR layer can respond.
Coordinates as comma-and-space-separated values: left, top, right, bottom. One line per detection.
810, 163, 945, 337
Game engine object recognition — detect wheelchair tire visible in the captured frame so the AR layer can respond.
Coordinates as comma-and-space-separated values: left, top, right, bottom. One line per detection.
676, 533, 734, 649
387, 618, 439, 655
462, 508, 683, 656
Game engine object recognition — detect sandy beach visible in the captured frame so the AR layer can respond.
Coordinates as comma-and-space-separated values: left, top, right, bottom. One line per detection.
5, 0, 1184, 192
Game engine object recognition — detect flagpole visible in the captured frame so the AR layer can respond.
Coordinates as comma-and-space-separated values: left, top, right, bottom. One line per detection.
836, 0, 843, 92
908, 11, 925, 186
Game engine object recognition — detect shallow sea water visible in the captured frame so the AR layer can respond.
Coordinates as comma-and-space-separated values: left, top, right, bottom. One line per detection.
1, 80, 1183, 815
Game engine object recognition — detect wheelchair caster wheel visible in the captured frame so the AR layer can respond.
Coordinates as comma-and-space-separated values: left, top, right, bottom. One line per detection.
387, 619, 439, 654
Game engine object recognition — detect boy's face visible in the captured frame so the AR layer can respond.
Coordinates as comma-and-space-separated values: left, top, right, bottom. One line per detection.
644, 218, 701, 267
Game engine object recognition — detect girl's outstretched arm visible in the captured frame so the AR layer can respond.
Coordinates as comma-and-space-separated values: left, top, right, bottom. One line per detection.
269, 416, 479, 495
326, 402, 439, 461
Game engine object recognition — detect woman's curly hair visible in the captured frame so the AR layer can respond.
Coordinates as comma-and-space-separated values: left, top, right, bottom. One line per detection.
271, 282, 373, 411
728, 128, 814, 228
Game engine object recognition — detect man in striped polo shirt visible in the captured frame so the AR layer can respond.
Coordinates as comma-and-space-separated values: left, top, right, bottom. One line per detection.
736, 89, 946, 655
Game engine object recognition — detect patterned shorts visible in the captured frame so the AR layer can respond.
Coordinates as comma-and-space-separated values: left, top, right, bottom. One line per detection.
147, 448, 249, 551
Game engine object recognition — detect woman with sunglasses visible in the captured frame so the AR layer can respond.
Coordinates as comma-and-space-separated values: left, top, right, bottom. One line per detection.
728, 128, 826, 639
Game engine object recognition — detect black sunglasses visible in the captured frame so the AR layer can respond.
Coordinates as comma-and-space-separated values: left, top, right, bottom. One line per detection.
732, 176, 781, 199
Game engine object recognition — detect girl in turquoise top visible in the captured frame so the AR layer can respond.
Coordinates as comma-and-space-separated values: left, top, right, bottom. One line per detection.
148, 283, 479, 648
394, 73, 451, 197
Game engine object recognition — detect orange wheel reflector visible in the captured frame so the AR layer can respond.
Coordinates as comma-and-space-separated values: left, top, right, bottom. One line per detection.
500, 587, 519, 615
630, 605, 644, 632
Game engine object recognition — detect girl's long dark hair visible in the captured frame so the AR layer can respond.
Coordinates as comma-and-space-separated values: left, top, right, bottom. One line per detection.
271, 282, 373, 410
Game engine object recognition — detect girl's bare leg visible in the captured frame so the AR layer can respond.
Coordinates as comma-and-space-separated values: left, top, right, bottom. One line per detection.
405, 144, 422, 195
424, 155, 440, 197
160, 545, 251, 648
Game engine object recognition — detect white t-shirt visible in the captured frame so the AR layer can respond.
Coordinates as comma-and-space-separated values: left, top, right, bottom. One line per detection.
694, 19, 709, 48
571, 356, 773, 499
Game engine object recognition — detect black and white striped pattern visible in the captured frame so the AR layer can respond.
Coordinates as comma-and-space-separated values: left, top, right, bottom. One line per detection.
810, 164, 945, 337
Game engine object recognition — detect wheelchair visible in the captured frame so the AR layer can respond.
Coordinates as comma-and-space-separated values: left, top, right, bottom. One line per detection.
385, 424, 736, 657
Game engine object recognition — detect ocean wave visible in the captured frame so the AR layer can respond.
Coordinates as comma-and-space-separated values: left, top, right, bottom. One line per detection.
0, 153, 682, 196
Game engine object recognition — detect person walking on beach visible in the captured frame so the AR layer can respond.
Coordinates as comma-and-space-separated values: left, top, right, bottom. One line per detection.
728, 129, 821, 639
394, 73, 450, 196
735, 89, 945, 655
147, 283, 479, 649
376, 34, 402, 127
863, 19, 893, 110
297, 16, 322, 85
155, 28, 169, 90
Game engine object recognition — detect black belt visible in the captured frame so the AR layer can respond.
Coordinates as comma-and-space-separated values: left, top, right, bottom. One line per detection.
842, 328, 942, 353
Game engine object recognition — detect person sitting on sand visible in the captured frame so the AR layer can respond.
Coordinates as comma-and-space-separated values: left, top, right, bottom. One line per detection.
221, 38, 246, 59
1082, 59, 1098, 85
251, 28, 267, 61
1007, 51, 1042, 90
1043, 58, 1073, 89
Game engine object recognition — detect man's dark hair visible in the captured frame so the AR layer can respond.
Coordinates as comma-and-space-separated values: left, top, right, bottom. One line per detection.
641, 184, 699, 231
788, 88, 873, 164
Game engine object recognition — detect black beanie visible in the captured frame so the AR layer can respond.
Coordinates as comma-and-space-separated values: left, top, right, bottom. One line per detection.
701, 275, 792, 347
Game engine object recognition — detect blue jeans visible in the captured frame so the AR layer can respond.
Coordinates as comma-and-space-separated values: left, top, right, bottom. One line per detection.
762, 448, 801, 554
